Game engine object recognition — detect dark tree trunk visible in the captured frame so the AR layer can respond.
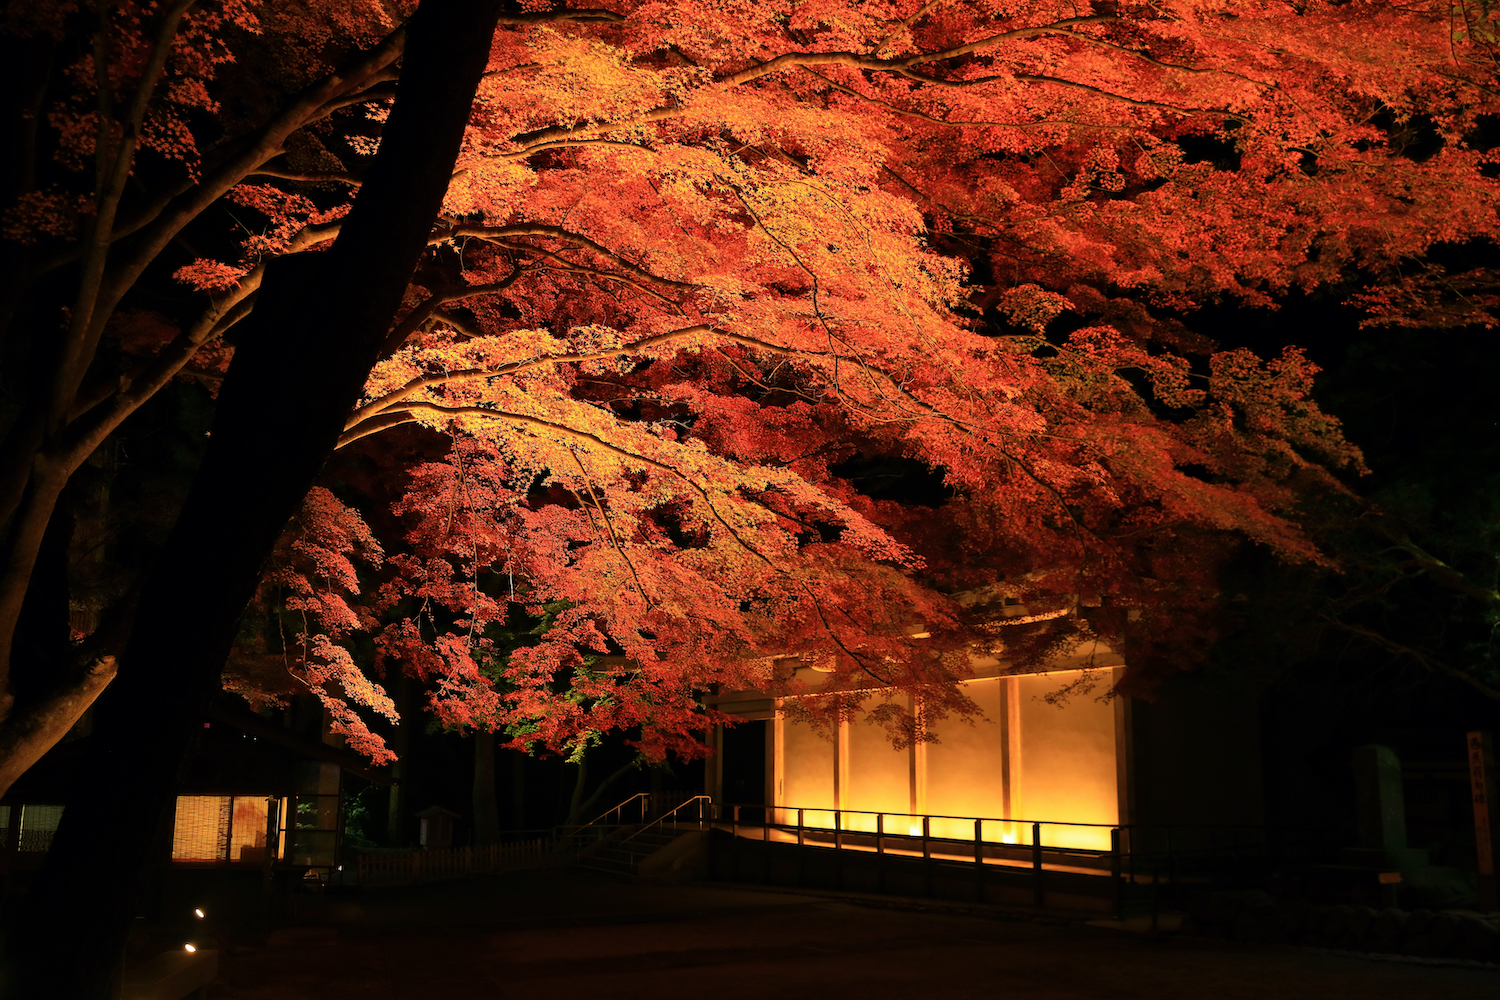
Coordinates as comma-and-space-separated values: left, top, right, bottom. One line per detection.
510, 749, 527, 830
567, 753, 589, 827
0, 3, 503, 996
472, 730, 501, 846
9, 488, 73, 707
385, 668, 411, 845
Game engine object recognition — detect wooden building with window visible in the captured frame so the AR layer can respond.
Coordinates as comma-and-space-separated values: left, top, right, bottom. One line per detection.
0, 698, 390, 927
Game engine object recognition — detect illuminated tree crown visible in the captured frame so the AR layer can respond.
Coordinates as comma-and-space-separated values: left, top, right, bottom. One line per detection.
4, 0, 1498, 767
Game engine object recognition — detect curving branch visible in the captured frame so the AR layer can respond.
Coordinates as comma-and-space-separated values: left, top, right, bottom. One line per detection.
1332, 620, 1500, 702
499, 7, 626, 24
345, 402, 790, 576
508, 15, 1118, 151
567, 449, 653, 608
486, 242, 687, 308
349, 325, 719, 432
380, 271, 524, 357
429, 309, 487, 340
309, 78, 401, 118
805, 68, 1059, 129
445, 222, 698, 292
54, 218, 344, 474
245, 168, 363, 185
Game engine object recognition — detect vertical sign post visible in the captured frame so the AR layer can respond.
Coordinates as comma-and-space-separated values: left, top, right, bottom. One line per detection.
1468, 731, 1498, 910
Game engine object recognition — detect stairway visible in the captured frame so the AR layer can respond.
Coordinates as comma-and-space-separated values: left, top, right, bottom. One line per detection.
576, 826, 686, 878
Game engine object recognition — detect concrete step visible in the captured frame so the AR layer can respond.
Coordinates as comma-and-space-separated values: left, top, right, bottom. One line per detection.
590, 851, 639, 867
576, 829, 704, 878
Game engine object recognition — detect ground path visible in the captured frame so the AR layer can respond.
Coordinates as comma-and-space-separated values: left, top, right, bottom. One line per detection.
211, 869, 1496, 999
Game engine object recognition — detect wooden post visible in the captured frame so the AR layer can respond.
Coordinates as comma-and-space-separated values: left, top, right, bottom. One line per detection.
922, 815, 932, 898
974, 819, 983, 902
797, 808, 805, 887
876, 813, 885, 894
1111, 827, 1123, 921
763, 806, 771, 884
1032, 822, 1043, 908
835, 810, 843, 890
1469, 731, 1499, 909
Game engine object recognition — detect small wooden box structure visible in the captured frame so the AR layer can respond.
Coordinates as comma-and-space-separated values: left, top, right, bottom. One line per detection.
417, 806, 461, 850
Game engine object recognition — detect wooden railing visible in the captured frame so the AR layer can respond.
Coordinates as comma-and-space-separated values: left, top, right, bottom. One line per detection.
354, 838, 551, 884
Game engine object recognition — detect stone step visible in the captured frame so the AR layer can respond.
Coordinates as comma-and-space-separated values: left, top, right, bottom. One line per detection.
576, 829, 698, 878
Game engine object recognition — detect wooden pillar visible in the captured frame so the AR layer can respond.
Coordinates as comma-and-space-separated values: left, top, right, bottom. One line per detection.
1113, 666, 1133, 830
835, 717, 849, 812
770, 708, 784, 824
909, 695, 927, 820
1468, 731, 1498, 909
1002, 676, 1022, 835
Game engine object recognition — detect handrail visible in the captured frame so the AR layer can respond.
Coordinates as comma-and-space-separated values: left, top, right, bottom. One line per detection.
618, 795, 713, 848
558, 792, 651, 844
703, 802, 1342, 925
556, 791, 710, 854
741, 802, 1273, 831
590, 791, 651, 827
733, 802, 1310, 838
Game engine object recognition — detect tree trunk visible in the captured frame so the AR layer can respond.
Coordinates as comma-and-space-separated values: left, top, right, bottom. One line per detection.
566, 752, 589, 827
0, 3, 503, 995
385, 668, 410, 845
565, 752, 638, 827
472, 730, 501, 847
510, 750, 526, 830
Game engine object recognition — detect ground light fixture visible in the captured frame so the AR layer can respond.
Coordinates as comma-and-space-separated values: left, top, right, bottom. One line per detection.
194, 908, 205, 918
184, 944, 196, 953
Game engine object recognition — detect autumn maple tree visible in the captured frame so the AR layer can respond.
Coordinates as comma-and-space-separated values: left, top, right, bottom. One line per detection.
224, 0, 1500, 762
1, 0, 1499, 992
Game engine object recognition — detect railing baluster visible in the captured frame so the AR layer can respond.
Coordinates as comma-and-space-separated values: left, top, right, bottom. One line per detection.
923, 815, 932, 897
1111, 827, 1123, 921
835, 810, 843, 890
1032, 822, 1043, 908
763, 805, 771, 884
974, 818, 984, 901
710, 806, 1300, 915
797, 808, 805, 887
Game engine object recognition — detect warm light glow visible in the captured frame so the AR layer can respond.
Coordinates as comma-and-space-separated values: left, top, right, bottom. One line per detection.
184, 944, 197, 953
171, 797, 229, 862
194, 908, 205, 918
173, 796, 272, 863
777, 669, 1121, 853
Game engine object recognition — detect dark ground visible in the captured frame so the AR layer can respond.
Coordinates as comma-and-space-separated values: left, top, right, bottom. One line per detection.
205, 869, 1495, 999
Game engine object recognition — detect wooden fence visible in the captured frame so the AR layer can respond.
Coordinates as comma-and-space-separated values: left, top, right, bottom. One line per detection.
354, 839, 552, 884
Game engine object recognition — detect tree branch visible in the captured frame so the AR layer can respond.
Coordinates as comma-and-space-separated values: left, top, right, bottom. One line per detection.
508, 16, 1117, 151
1332, 620, 1500, 702
245, 168, 363, 184
350, 325, 718, 432
445, 222, 698, 292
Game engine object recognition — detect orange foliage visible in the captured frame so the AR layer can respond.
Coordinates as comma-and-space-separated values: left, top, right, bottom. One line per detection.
7, 1, 1498, 761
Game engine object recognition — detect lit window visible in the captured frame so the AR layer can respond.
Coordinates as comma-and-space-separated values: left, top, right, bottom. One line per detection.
171, 796, 273, 863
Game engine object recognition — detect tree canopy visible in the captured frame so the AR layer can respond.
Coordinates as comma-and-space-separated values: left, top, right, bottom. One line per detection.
3, 0, 1499, 783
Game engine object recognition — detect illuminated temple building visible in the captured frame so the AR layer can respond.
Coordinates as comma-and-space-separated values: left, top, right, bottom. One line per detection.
705, 615, 1264, 850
